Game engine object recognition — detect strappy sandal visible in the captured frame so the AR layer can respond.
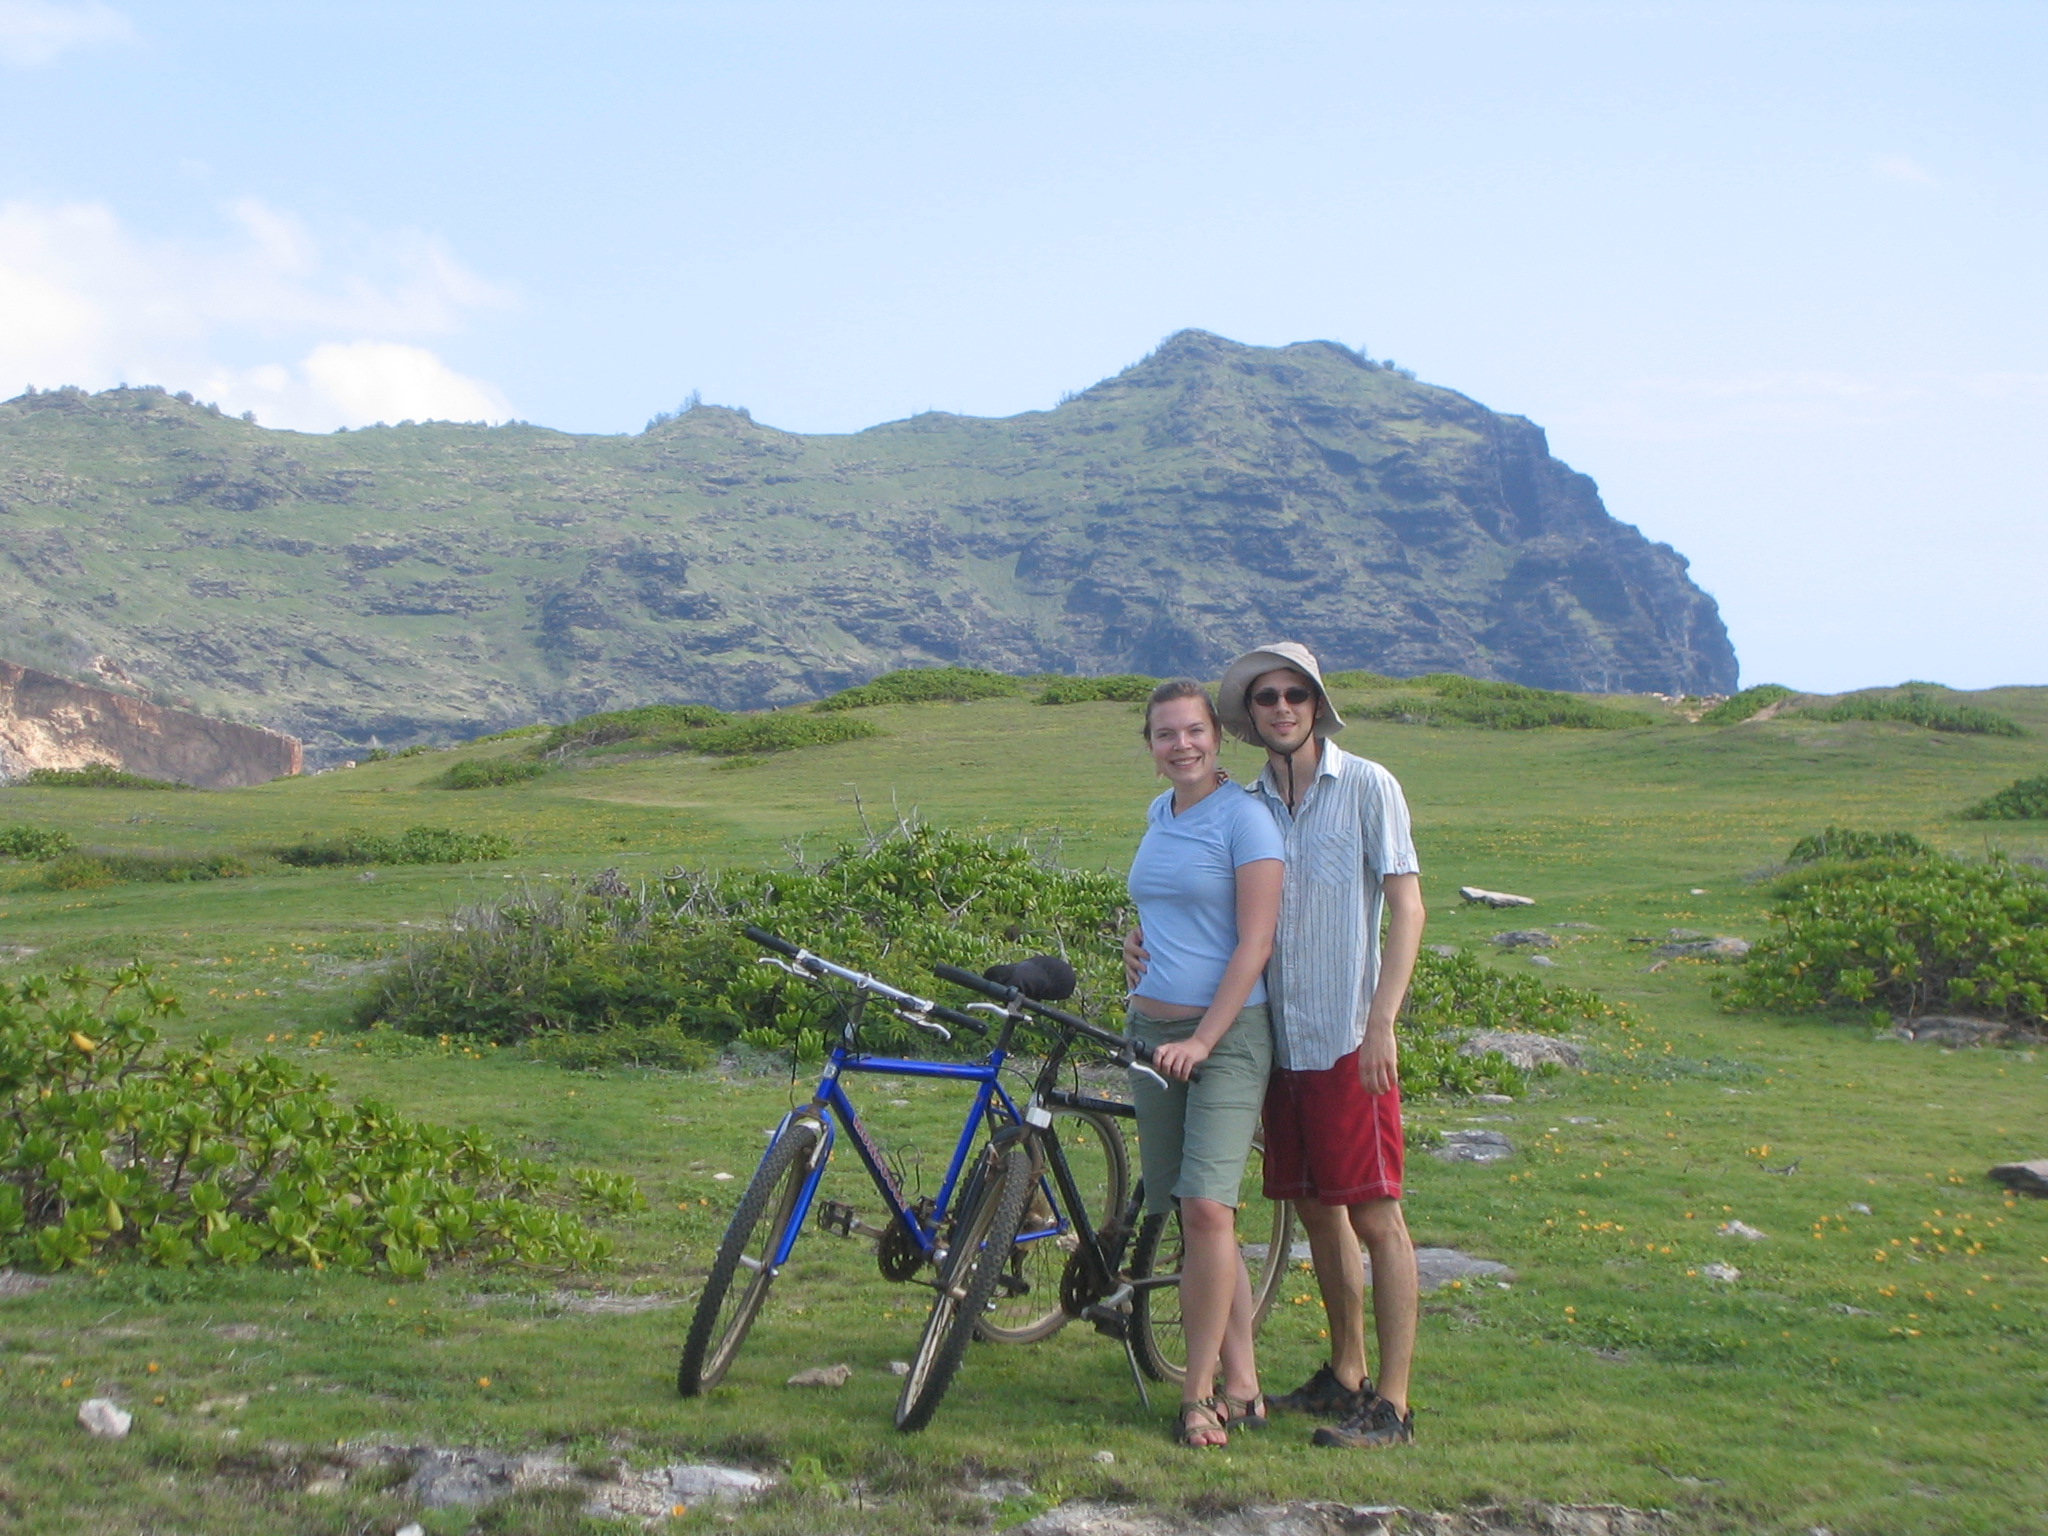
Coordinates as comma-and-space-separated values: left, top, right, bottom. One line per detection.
1220, 1391, 1267, 1431
1177, 1396, 1229, 1448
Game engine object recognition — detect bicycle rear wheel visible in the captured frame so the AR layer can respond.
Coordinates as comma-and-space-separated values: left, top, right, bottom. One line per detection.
1128, 1138, 1294, 1385
975, 1107, 1127, 1345
895, 1138, 1035, 1430
677, 1119, 820, 1395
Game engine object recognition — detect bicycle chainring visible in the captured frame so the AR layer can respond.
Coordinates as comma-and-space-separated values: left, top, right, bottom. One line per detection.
1060, 1245, 1108, 1315
877, 1206, 931, 1283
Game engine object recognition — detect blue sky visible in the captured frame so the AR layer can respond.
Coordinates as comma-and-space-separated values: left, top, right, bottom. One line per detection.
3, 0, 2043, 691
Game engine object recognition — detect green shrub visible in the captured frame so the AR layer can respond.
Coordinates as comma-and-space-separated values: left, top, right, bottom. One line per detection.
362, 824, 1627, 1096
23, 764, 191, 790
1320, 670, 1403, 690
540, 703, 726, 753
813, 667, 1025, 711
525, 1023, 715, 1072
1721, 853, 2048, 1028
1786, 827, 1934, 865
441, 758, 551, 790
0, 824, 76, 861
275, 825, 514, 867
42, 852, 253, 889
1799, 688, 2024, 737
658, 712, 880, 756
1961, 773, 2048, 821
1036, 675, 1158, 705
1360, 684, 1649, 731
0, 966, 635, 1273
1699, 683, 1795, 724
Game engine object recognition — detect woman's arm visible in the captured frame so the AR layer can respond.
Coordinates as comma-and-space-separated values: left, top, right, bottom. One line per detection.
1152, 858, 1283, 1082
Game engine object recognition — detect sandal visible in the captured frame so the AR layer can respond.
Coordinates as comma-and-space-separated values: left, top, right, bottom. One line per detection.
1177, 1396, 1229, 1448
1220, 1391, 1267, 1431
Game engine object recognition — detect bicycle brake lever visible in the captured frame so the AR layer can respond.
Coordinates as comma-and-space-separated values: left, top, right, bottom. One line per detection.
1127, 1063, 1169, 1091
753, 955, 810, 978
896, 1009, 953, 1043
964, 1002, 1010, 1018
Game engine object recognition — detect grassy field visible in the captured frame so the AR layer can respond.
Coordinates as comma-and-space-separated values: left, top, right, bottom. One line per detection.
1, 688, 2045, 1535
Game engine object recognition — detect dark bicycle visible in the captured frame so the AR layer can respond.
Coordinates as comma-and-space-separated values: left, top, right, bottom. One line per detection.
894, 958, 1294, 1429
676, 929, 1129, 1396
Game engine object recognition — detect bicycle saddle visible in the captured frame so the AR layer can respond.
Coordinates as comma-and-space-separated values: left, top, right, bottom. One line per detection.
982, 955, 1077, 1001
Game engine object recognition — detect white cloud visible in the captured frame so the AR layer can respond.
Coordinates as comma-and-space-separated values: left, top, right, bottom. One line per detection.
0, 0, 133, 67
0, 196, 516, 430
1869, 153, 1936, 186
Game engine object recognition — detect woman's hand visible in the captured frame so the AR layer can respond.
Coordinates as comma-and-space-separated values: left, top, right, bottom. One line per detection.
1151, 1035, 1212, 1083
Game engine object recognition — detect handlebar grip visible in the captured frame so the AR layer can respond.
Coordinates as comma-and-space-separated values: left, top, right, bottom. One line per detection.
742, 925, 803, 959
928, 1003, 989, 1036
932, 962, 1014, 1001
1122, 1032, 1202, 1084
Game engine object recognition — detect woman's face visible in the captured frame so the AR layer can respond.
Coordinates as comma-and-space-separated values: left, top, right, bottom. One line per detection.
1147, 695, 1218, 789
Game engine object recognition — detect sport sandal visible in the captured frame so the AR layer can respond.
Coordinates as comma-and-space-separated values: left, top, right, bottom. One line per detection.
1177, 1397, 1229, 1448
1220, 1391, 1267, 1431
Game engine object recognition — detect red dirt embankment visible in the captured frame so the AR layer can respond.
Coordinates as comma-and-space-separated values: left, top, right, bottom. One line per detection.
0, 661, 300, 788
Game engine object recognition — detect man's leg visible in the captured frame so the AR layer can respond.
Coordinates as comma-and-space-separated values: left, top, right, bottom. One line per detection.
1350, 1197, 1416, 1413
1293, 1197, 1370, 1392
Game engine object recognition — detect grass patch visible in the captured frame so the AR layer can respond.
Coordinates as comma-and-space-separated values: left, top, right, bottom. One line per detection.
813, 667, 1026, 711
0, 823, 76, 861
41, 851, 254, 889
274, 825, 514, 867
1960, 771, 2048, 821
1036, 674, 1157, 704
1800, 687, 2025, 737
440, 758, 551, 790
23, 764, 193, 789
1699, 683, 1796, 724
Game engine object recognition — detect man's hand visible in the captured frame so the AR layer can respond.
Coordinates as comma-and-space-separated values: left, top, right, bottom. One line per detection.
1152, 1035, 1211, 1083
1122, 925, 1150, 990
1358, 1024, 1398, 1096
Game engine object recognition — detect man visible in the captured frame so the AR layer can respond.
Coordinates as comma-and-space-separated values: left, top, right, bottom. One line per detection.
1126, 641, 1425, 1447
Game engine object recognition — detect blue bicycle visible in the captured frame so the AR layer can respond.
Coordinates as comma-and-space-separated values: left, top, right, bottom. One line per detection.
675, 927, 1135, 1395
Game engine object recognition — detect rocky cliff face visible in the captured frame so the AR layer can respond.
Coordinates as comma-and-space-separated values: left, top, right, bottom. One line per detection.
0, 661, 301, 787
0, 333, 1734, 748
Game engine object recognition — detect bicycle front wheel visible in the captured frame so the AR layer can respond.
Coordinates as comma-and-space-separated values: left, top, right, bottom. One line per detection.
677, 1118, 821, 1395
1129, 1139, 1295, 1385
895, 1139, 1035, 1430
975, 1107, 1128, 1345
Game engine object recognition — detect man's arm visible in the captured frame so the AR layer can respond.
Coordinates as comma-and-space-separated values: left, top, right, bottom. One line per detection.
1121, 924, 1149, 989
1357, 872, 1424, 1095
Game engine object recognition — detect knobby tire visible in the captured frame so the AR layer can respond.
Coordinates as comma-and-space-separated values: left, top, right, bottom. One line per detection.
676, 1118, 820, 1395
895, 1139, 1035, 1430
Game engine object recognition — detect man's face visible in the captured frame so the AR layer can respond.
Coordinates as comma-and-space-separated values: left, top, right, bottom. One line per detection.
1247, 667, 1319, 754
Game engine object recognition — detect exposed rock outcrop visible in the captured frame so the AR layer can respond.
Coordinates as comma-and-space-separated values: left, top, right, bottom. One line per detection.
0, 660, 300, 787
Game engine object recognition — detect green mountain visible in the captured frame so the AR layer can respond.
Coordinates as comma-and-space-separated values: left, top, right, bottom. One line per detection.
0, 330, 1734, 755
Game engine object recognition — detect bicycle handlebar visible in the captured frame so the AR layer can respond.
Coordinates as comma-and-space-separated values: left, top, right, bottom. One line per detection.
931, 962, 1198, 1083
742, 926, 987, 1036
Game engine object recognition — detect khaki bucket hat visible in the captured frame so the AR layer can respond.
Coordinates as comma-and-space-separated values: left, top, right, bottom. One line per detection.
1217, 641, 1347, 746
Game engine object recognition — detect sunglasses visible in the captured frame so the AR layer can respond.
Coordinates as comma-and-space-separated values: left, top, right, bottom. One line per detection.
1250, 686, 1316, 708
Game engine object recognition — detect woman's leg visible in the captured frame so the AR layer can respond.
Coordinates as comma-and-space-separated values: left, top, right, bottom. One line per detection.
1217, 1242, 1260, 1404
1179, 1196, 1243, 1416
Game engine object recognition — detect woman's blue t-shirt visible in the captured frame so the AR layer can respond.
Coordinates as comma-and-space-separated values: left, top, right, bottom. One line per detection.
1127, 783, 1286, 1009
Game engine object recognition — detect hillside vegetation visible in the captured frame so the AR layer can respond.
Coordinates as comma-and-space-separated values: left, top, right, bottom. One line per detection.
0, 680, 2043, 1533
0, 331, 1733, 757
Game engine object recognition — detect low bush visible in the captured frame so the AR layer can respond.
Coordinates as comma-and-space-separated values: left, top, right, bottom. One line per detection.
275, 825, 514, 867
1799, 688, 2024, 737
441, 758, 551, 790
1786, 827, 1934, 865
1320, 670, 1403, 690
1961, 773, 2048, 821
1721, 852, 2048, 1029
0, 966, 638, 1273
1036, 675, 1157, 705
1360, 680, 1650, 731
540, 703, 726, 753
23, 765, 191, 790
42, 852, 252, 889
361, 824, 1627, 1095
1699, 683, 1795, 724
658, 713, 881, 756
813, 667, 1025, 711
525, 1023, 715, 1072
0, 824, 76, 861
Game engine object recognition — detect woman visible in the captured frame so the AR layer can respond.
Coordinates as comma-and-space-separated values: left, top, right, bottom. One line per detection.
1125, 679, 1285, 1448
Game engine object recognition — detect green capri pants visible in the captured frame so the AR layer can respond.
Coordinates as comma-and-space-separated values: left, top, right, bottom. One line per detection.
1126, 1002, 1273, 1216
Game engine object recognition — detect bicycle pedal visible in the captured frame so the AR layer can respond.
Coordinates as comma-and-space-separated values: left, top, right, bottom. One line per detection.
1081, 1303, 1129, 1340
815, 1199, 859, 1238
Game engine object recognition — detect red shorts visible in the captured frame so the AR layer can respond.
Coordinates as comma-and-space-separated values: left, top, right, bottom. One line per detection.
1262, 1047, 1404, 1205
